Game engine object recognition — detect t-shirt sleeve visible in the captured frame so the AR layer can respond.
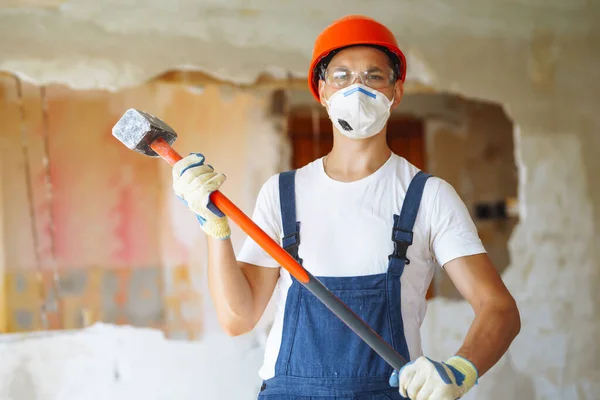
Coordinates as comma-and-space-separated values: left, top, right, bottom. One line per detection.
236, 175, 282, 268
428, 178, 486, 268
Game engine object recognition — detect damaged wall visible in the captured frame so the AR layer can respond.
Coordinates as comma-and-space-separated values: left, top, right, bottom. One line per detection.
0, 1, 599, 399
0, 323, 264, 400
0, 76, 285, 338
0, 152, 5, 333
0, 1, 597, 92
288, 91, 520, 300
422, 132, 600, 399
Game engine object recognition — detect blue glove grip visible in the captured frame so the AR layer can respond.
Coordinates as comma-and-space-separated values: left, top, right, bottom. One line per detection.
177, 152, 225, 218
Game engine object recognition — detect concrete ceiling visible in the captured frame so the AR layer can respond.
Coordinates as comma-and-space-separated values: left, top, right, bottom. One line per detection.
0, 0, 598, 90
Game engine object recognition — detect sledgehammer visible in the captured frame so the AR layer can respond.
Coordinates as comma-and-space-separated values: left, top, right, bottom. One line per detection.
112, 108, 408, 371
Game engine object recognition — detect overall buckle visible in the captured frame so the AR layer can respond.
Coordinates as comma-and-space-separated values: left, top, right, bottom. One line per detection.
282, 232, 300, 253
389, 227, 413, 265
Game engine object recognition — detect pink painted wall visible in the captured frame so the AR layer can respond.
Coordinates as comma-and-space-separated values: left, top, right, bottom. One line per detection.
0, 77, 162, 271
0, 75, 283, 335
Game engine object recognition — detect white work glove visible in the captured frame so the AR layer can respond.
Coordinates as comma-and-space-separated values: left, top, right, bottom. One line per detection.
172, 153, 231, 240
389, 356, 478, 400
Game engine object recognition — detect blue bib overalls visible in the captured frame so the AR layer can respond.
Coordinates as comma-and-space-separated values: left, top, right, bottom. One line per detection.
257, 170, 432, 399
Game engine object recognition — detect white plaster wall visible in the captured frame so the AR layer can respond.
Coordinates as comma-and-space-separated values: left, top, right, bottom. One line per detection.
0, 323, 264, 400
422, 132, 600, 399
0, 1, 597, 91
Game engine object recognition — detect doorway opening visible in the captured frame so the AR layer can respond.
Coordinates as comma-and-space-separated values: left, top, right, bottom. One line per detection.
285, 92, 519, 300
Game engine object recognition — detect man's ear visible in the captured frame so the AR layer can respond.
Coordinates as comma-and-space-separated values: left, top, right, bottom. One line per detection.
318, 80, 328, 108
391, 80, 404, 109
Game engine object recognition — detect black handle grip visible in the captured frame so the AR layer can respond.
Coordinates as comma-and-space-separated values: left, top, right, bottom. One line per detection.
302, 271, 408, 371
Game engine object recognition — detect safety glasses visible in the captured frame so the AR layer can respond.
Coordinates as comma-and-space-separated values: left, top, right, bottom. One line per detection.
323, 66, 396, 90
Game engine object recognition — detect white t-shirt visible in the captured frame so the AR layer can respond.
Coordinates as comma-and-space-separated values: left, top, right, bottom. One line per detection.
237, 153, 485, 380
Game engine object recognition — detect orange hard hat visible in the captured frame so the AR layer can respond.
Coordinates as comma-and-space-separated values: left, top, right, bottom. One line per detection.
308, 15, 407, 101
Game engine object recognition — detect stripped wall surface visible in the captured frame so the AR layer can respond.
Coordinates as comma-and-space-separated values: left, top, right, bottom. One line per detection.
0, 76, 284, 338
0, 148, 5, 333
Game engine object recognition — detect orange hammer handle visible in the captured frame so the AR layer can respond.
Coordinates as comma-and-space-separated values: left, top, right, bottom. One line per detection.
150, 137, 310, 283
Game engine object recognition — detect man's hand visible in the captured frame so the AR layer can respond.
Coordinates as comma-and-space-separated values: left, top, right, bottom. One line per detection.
172, 153, 231, 239
389, 356, 478, 400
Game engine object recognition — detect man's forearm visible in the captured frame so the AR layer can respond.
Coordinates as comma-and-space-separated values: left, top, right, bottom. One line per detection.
455, 302, 521, 376
206, 237, 254, 335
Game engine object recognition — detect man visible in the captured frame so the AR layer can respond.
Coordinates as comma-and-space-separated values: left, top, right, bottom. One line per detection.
172, 14, 520, 400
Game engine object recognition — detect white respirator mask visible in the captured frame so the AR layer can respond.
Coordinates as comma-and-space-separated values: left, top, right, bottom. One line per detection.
325, 83, 394, 140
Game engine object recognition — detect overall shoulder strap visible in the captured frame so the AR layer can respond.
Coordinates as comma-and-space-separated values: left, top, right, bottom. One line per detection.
390, 170, 433, 265
278, 170, 302, 264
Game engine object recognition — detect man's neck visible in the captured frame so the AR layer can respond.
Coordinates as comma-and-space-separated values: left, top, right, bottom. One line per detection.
324, 131, 391, 182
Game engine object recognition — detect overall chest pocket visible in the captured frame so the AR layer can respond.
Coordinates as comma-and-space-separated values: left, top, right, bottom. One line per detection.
286, 287, 394, 379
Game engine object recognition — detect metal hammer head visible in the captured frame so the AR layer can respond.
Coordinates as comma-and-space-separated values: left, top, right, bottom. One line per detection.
112, 108, 178, 157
